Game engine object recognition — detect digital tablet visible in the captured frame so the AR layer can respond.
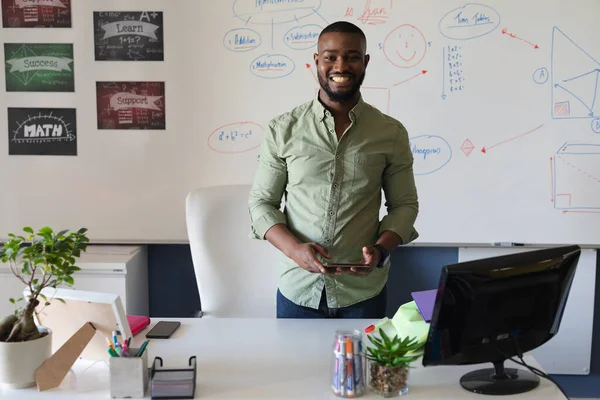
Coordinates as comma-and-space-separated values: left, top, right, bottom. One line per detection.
323, 263, 370, 268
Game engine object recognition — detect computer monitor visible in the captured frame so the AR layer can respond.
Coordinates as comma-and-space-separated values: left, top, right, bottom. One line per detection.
422, 245, 581, 395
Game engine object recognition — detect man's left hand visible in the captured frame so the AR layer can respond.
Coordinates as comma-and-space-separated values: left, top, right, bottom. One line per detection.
338, 246, 380, 277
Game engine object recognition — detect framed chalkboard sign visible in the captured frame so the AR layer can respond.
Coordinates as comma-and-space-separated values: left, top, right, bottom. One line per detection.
7, 107, 77, 156
93, 11, 164, 61
4, 43, 74, 92
96, 81, 166, 130
1, 0, 72, 28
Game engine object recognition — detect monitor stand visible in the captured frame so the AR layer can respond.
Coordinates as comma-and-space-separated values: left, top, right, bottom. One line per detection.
460, 360, 540, 395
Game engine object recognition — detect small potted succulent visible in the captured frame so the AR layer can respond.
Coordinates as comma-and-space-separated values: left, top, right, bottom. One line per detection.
365, 328, 424, 397
0, 226, 89, 389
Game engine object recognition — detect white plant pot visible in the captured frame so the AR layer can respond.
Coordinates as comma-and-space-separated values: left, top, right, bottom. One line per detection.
0, 326, 52, 389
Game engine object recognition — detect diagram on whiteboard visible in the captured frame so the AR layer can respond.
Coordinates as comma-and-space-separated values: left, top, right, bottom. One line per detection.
225, 0, 327, 79
551, 27, 600, 120
233, 0, 324, 25
551, 143, 600, 213
410, 135, 452, 175
437, 3, 502, 100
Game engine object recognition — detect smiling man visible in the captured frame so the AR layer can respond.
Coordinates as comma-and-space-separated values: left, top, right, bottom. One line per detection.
248, 21, 419, 319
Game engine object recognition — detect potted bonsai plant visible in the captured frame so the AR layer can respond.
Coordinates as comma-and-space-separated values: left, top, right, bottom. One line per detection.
0, 226, 89, 389
365, 328, 424, 397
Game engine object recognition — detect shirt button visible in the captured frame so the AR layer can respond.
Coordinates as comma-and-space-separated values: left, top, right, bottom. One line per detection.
333, 184, 338, 188
335, 155, 340, 160
329, 129, 334, 133
325, 239, 331, 243
329, 211, 334, 215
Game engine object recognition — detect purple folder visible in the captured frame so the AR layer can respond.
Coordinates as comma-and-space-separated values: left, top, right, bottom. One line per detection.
411, 289, 438, 322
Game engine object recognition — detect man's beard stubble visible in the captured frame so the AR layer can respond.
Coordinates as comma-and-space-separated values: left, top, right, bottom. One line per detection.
318, 71, 366, 103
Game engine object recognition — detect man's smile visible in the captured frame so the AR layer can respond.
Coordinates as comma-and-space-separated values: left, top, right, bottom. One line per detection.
329, 74, 354, 86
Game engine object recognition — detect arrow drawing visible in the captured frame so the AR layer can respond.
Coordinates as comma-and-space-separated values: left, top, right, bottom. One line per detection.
393, 70, 427, 87
305, 63, 318, 83
501, 28, 539, 49
481, 124, 544, 153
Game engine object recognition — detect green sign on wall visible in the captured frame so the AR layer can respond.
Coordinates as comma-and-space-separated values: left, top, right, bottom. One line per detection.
4, 43, 74, 92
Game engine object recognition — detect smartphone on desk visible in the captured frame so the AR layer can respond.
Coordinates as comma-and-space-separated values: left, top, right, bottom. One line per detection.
146, 321, 181, 339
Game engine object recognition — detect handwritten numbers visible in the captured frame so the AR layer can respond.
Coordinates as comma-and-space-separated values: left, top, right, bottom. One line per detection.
218, 129, 253, 142
447, 45, 465, 95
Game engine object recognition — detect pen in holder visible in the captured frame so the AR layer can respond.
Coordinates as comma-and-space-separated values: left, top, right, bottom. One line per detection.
331, 330, 365, 398
150, 356, 197, 399
109, 348, 149, 398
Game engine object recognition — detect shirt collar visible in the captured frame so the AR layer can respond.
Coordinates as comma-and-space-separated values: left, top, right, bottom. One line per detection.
312, 90, 366, 122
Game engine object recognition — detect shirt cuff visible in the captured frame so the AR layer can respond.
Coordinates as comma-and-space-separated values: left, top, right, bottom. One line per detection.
378, 216, 419, 245
250, 209, 287, 240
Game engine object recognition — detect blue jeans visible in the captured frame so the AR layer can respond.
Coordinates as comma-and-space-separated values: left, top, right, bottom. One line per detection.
276, 286, 387, 318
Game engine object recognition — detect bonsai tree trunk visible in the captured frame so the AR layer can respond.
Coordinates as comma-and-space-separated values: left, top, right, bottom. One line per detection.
0, 315, 17, 342
0, 299, 41, 343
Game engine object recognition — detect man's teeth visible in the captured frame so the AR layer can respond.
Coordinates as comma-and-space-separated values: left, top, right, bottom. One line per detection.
331, 76, 350, 83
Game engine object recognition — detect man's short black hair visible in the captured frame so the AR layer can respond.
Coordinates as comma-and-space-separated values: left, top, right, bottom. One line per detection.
319, 21, 367, 46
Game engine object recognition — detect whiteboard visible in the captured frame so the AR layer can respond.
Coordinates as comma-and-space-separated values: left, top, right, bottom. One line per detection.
1, 0, 599, 244
459, 247, 597, 375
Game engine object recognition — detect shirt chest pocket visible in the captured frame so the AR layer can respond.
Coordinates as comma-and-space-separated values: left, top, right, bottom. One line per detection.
351, 154, 386, 195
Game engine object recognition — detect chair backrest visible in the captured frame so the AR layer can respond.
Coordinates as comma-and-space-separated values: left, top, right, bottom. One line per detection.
185, 184, 281, 318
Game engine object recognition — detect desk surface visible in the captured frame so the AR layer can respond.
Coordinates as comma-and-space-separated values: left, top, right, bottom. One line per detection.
1, 318, 568, 399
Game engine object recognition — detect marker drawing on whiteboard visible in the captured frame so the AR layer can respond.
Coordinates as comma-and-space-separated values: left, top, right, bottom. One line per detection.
551, 27, 600, 120
441, 46, 446, 100
232, 0, 322, 25
491, 242, 525, 247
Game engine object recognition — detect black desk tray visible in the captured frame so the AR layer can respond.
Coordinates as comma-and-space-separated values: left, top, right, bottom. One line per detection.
150, 356, 197, 399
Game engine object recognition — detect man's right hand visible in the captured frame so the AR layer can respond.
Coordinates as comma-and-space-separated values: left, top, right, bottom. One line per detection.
289, 242, 331, 274
264, 224, 331, 274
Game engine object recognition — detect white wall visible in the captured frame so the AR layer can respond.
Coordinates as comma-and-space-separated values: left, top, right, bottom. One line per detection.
1, 0, 599, 244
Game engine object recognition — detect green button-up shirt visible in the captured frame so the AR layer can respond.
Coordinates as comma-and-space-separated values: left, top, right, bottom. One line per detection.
249, 94, 419, 309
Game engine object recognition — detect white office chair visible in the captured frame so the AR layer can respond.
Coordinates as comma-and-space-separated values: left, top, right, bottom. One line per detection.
185, 184, 281, 318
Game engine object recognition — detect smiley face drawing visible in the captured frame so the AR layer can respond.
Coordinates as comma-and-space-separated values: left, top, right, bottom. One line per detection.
383, 24, 427, 68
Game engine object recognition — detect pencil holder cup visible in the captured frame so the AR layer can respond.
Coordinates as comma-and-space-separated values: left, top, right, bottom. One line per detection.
331, 329, 365, 398
109, 349, 149, 398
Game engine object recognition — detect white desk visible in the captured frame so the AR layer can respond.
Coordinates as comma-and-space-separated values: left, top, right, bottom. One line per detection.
0, 318, 568, 399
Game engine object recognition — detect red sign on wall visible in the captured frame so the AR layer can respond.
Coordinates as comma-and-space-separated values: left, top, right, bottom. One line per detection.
96, 82, 166, 130
2, 0, 71, 28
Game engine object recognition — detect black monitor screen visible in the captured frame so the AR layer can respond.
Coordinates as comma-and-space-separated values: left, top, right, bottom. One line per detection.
423, 245, 580, 367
